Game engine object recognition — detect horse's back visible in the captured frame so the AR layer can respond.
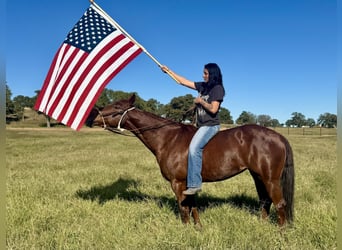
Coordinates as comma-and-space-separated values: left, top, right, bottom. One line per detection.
208, 124, 286, 148
202, 124, 288, 181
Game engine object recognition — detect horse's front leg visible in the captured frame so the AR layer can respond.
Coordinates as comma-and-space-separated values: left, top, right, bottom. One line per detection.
171, 180, 201, 227
170, 180, 190, 223
185, 195, 202, 229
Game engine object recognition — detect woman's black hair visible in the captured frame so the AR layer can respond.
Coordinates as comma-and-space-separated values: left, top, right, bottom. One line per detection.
204, 63, 225, 96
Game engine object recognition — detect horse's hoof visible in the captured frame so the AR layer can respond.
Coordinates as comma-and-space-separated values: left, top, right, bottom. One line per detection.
194, 222, 203, 231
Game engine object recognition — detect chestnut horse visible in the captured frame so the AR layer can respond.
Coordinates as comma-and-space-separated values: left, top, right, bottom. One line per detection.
86, 94, 294, 227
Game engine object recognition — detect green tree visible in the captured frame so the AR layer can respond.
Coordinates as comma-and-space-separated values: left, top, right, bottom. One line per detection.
270, 119, 281, 127
236, 111, 256, 125
6, 85, 15, 116
317, 113, 337, 128
285, 112, 306, 127
306, 118, 316, 127
96, 88, 112, 107
256, 115, 280, 127
165, 94, 195, 122
6, 85, 16, 123
257, 114, 272, 127
13, 95, 35, 120
219, 107, 233, 124
145, 98, 164, 115
111, 91, 135, 104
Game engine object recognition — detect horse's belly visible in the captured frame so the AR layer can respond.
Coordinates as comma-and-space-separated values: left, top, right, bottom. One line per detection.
202, 165, 247, 182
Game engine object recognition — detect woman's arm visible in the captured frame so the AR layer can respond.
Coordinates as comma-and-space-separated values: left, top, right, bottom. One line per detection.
195, 97, 220, 114
161, 65, 196, 90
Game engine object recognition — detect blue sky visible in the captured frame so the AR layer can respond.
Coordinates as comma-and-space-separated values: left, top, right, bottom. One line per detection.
6, 0, 337, 124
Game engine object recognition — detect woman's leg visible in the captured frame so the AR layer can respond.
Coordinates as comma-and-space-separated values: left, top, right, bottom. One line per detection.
186, 125, 220, 189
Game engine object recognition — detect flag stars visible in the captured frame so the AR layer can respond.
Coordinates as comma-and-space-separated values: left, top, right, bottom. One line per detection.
64, 7, 116, 52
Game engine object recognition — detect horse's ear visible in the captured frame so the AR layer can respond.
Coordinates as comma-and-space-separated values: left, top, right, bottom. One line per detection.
129, 94, 136, 105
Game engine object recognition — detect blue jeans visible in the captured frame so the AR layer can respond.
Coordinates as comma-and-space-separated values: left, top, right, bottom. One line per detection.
187, 125, 220, 188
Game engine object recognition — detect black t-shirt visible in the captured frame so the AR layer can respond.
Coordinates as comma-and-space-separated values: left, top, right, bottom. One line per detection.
194, 82, 224, 127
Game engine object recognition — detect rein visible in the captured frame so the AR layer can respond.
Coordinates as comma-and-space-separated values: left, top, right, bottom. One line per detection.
98, 107, 175, 136
97, 106, 192, 136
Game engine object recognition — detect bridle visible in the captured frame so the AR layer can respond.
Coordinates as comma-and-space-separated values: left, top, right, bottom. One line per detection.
97, 106, 136, 136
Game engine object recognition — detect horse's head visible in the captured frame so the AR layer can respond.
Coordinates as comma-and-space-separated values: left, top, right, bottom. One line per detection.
85, 94, 136, 128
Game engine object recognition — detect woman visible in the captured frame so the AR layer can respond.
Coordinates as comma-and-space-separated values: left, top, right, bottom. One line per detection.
161, 63, 225, 195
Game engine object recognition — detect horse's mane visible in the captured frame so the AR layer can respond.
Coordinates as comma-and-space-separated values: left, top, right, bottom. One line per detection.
135, 107, 196, 131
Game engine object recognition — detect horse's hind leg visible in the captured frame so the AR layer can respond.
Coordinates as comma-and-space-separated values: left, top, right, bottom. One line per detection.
264, 179, 287, 226
250, 171, 272, 219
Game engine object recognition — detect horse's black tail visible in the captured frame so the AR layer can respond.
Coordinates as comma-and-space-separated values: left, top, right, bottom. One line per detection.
281, 139, 295, 224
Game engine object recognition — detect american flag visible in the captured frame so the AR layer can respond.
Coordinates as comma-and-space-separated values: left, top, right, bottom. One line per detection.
34, 5, 142, 130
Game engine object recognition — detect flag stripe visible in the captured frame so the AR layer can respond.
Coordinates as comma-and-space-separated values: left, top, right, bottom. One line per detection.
73, 47, 143, 130
44, 45, 75, 113
71, 44, 142, 130
44, 30, 122, 121
57, 31, 127, 123
64, 39, 139, 126
45, 45, 84, 115
34, 45, 67, 112
50, 49, 87, 116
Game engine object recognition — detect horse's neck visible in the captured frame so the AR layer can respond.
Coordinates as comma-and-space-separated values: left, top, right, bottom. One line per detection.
125, 110, 179, 155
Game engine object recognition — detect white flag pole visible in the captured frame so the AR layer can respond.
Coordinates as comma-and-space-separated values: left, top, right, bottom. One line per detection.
89, 0, 180, 84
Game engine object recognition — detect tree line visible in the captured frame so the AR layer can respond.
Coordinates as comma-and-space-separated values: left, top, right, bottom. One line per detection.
6, 85, 337, 128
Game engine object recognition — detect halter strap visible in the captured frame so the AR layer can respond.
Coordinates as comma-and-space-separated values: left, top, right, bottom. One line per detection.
116, 107, 135, 131
98, 106, 135, 136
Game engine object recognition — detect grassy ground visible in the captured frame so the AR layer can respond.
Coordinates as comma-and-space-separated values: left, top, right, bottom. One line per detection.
6, 127, 336, 249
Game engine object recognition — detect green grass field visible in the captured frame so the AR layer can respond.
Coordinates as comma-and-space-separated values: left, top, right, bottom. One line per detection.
6, 127, 336, 249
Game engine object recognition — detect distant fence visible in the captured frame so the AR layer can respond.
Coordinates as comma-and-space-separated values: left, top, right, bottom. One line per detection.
272, 127, 337, 136
221, 125, 337, 136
